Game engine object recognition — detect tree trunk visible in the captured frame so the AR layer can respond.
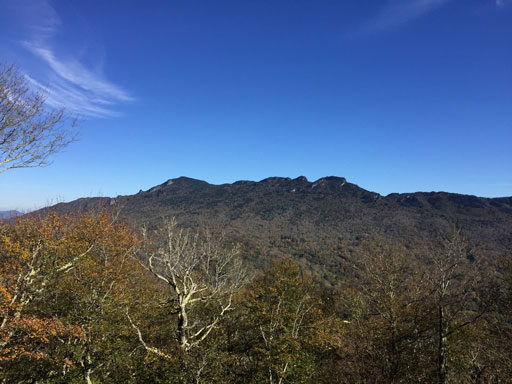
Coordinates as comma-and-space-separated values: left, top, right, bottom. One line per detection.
437, 307, 447, 384
178, 303, 189, 349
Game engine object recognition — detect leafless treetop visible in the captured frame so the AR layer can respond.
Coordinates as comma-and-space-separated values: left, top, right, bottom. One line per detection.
0, 62, 76, 174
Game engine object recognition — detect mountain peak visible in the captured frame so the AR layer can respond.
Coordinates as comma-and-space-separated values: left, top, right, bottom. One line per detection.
259, 177, 292, 183
168, 176, 208, 184
316, 176, 346, 182
144, 176, 209, 194
313, 176, 346, 186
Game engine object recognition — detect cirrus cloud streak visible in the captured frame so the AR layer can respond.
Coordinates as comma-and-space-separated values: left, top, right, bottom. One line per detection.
16, 0, 134, 117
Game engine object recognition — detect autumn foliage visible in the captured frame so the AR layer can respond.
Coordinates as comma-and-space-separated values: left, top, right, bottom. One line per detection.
1, 212, 511, 383
0, 211, 149, 381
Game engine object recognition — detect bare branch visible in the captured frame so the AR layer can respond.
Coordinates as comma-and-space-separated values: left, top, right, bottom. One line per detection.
126, 309, 174, 361
138, 218, 247, 351
0, 62, 76, 174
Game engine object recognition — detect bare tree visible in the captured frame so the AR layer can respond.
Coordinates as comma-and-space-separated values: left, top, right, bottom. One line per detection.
339, 237, 434, 383
0, 62, 75, 174
424, 230, 489, 384
128, 218, 246, 354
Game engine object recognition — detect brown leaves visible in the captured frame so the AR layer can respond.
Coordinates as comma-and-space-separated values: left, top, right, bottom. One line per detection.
0, 210, 141, 367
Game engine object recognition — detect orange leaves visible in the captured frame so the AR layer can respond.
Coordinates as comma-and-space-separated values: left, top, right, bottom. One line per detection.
0, 211, 138, 268
14, 316, 85, 342
0, 210, 141, 368
0, 315, 85, 361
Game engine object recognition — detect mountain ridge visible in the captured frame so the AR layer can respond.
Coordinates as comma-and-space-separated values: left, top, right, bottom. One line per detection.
137, 176, 511, 200
42, 176, 512, 285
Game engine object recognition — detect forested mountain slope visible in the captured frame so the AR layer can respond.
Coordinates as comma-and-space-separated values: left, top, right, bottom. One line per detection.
49, 176, 512, 284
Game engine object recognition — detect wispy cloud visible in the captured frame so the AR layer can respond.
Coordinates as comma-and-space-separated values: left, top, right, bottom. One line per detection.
24, 43, 134, 103
16, 1, 133, 117
10, 0, 62, 43
25, 74, 120, 118
356, 0, 451, 35
496, 0, 512, 6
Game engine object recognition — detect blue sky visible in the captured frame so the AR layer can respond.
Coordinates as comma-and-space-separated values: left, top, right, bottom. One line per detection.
1, 0, 511, 210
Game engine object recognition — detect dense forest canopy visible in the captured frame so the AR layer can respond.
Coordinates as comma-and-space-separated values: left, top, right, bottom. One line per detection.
1, 211, 511, 383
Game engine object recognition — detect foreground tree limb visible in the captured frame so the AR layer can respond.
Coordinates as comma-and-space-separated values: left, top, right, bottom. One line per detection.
134, 218, 247, 353
0, 62, 76, 174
